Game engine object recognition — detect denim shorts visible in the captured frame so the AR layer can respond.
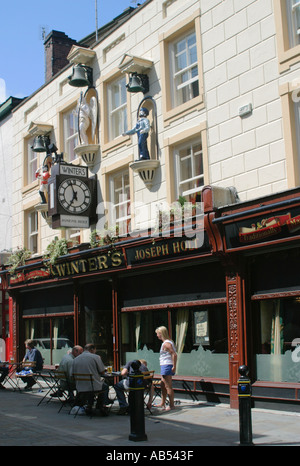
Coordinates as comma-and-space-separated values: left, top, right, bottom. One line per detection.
161, 364, 174, 376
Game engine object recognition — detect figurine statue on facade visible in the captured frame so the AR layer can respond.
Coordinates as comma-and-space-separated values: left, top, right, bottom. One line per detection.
76, 92, 98, 145
35, 165, 50, 204
123, 107, 150, 160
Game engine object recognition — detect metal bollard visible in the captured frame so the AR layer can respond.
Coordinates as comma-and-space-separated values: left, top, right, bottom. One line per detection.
238, 365, 253, 446
128, 360, 147, 442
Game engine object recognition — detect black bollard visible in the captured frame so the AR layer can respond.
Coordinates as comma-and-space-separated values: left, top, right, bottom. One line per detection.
128, 360, 147, 442
238, 365, 253, 446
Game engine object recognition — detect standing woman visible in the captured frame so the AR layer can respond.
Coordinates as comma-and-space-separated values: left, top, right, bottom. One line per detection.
155, 326, 177, 410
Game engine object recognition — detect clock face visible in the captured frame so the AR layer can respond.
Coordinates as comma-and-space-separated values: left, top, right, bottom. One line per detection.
58, 178, 92, 214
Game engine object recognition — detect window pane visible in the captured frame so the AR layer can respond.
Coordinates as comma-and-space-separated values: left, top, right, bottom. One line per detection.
25, 317, 74, 366
27, 141, 37, 184
255, 298, 300, 382
63, 108, 79, 162
120, 310, 168, 372
108, 76, 127, 140
110, 169, 131, 234
172, 31, 199, 107
286, 0, 300, 48
175, 141, 204, 202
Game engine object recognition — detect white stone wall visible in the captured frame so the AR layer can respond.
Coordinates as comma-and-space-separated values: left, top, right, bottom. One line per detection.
11, 0, 299, 250
202, 0, 287, 201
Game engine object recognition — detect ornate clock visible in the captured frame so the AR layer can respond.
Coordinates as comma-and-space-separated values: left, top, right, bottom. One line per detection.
47, 162, 97, 229
58, 178, 92, 214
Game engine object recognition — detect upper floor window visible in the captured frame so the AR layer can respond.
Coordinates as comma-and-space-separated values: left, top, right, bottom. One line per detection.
174, 140, 204, 203
63, 106, 79, 162
286, 0, 300, 48
109, 168, 131, 235
108, 75, 127, 141
27, 138, 38, 185
27, 209, 38, 254
159, 9, 203, 124
170, 31, 199, 108
274, 0, 300, 72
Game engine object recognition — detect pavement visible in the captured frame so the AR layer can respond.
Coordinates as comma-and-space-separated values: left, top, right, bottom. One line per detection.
0, 379, 299, 452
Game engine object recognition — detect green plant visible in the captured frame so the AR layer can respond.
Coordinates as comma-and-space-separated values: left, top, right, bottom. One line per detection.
43, 237, 69, 266
90, 225, 119, 249
5, 247, 32, 275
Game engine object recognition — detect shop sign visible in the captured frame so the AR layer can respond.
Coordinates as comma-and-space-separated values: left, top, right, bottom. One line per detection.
126, 235, 210, 265
8, 251, 125, 286
51, 251, 124, 277
223, 206, 300, 250
10, 269, 51, 285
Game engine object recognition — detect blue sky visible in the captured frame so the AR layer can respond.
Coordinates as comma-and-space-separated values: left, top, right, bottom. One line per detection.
0, 0, 145, 103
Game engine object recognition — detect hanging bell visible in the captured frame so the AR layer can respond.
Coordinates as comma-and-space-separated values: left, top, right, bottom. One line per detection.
32, 135, 47, 153
126, 73, 149, 94
68, 64, 93, 88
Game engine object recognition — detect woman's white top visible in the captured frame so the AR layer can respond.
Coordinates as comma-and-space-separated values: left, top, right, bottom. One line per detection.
159, 339, 176, 366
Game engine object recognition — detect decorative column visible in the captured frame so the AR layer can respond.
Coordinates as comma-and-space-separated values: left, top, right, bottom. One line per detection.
225, 258, 247, 409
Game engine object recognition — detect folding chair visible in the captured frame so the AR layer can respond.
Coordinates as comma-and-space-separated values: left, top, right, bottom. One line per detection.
37, 370, 73, 412
72, 373, 108, 418
142, 370, 155, 414
15, 361, 43, 390
0, 362, 19, 390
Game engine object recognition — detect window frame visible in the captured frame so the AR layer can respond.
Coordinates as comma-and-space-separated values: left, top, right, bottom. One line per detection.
159, 8, 204, 126
164, 122, 209, 204
279, 81, 300, 187
274, 0, 300, 72
174, 139, 204, 202
100, 69, 132, 155
24, 207, 39, 254
62, 104, 79, 163
107, 75, 128, 141
109, 167, 131, 236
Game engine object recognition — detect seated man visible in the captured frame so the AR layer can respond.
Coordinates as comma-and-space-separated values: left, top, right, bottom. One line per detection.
114, 359, 148, 415
19, 339, 43, 390
51, 345, 83, 400
72, 343, 110, 416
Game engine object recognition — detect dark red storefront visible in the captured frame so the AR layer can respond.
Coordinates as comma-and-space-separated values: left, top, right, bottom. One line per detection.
2, 185, 300, 410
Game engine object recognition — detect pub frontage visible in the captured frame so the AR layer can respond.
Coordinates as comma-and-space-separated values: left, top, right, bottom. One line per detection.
2, 185, 300, 411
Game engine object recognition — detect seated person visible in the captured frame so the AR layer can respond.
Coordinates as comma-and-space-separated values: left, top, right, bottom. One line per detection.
51, 345, 83, 400
72, 343, 110, 416
19, 339, 43, 390
114, 359, 149, 415
0, 362, 9, 389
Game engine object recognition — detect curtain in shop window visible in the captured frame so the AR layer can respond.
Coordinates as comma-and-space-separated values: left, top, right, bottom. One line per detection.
175, 308, 189, 356
271, 300, 284, 355
53, 318, 59, 349
135, 312, 141, 351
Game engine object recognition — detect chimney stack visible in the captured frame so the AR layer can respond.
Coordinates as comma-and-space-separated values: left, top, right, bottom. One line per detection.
44, 30, 77, 82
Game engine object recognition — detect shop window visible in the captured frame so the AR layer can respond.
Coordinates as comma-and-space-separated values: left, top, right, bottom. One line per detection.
109, 168, 131, 235
24, 316, 74, 366
63, 105, 79, 162
174, 139, 204, 203
121, 305, 228, 378
255, 298, 300, 382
